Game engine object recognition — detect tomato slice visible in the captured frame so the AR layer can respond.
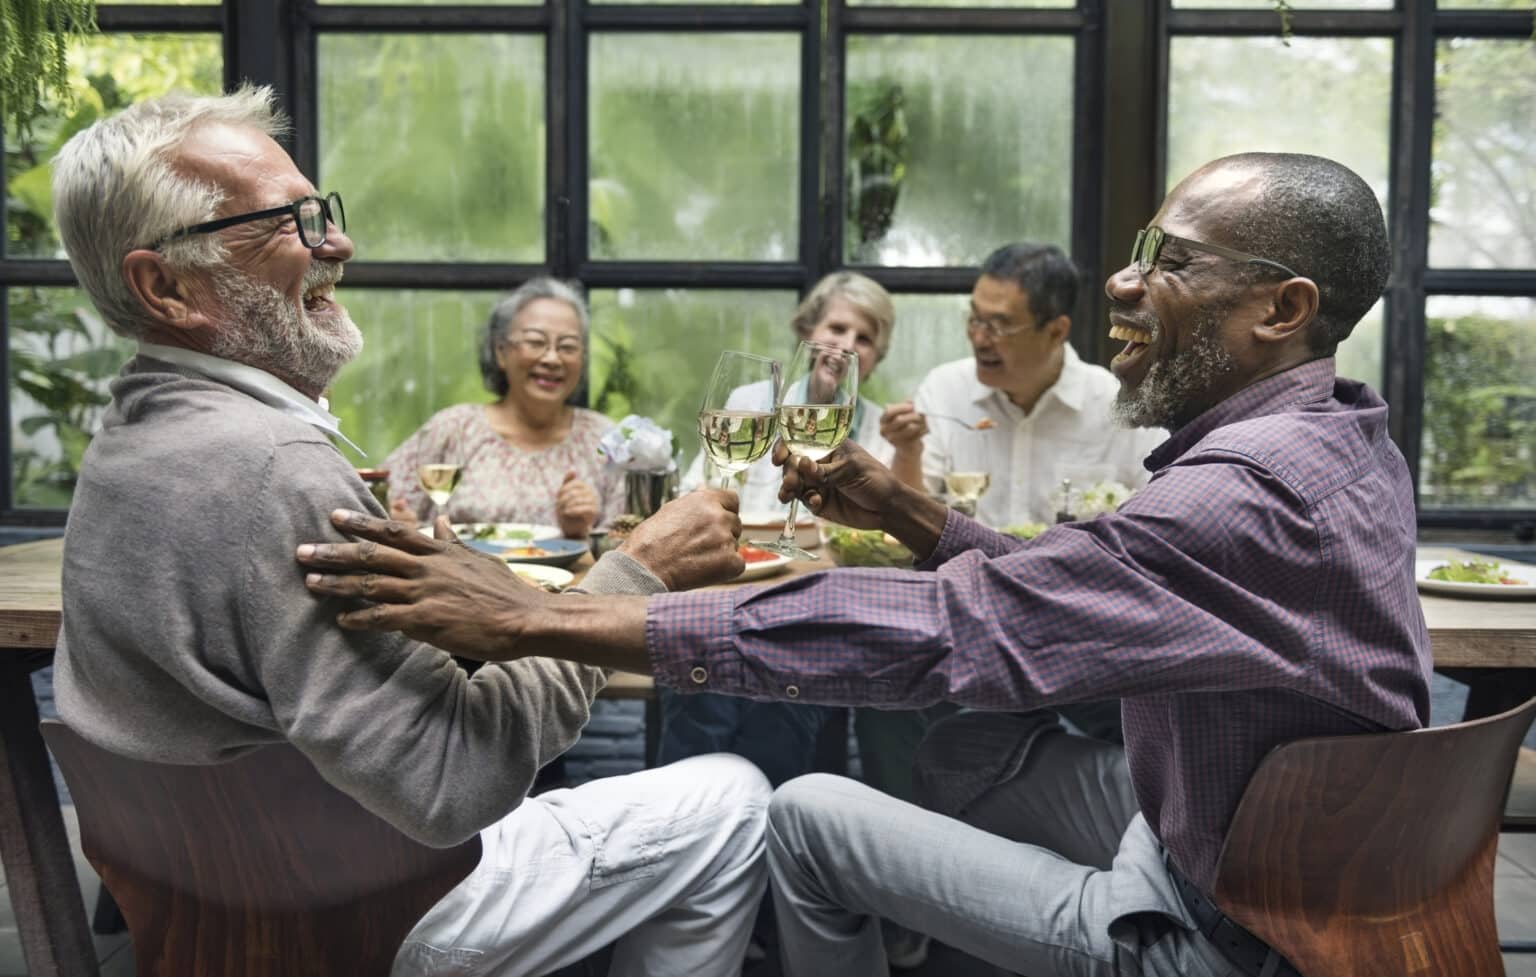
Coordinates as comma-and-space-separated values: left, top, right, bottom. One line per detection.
738, 545, 777, 563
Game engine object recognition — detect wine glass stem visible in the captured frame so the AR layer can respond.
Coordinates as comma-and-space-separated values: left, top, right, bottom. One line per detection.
780, 498, 801, 545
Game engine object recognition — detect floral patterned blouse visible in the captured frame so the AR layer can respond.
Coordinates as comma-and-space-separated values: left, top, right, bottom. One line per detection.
383, 403, 626, 532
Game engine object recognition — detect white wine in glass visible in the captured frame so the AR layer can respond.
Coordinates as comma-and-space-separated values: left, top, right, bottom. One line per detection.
756, 341, 859, 560
418, 463, 463, 512
943, 471, 992, 501
697, 351, 782, 490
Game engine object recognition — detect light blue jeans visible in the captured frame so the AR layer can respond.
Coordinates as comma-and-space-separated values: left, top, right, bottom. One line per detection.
395, 753, 770, 977
766, 731, 1244, 977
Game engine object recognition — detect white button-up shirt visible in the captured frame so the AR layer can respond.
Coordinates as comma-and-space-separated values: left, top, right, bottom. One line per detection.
911, 347, 1165, 528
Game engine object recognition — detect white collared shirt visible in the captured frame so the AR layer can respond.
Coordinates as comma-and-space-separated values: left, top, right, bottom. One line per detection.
911, 346, 1165, 528
136, 342, 364, 456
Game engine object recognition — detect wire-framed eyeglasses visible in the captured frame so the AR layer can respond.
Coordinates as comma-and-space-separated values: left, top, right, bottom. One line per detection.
1132, 225, 1299, 279
153, 192, 346, 251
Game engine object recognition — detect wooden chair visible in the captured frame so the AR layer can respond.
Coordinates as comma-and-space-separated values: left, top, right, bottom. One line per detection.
41, 721, 482, 977
1210, 695, 1536, 977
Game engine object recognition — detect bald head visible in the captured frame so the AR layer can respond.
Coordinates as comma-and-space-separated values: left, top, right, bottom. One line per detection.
1184, 153, 1390, 354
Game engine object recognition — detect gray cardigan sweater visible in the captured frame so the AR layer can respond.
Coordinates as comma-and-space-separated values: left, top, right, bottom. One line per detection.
55, 357, 664, 847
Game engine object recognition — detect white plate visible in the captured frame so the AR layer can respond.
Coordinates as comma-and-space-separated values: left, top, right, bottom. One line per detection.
449, 522, 563, 544
1414, 559, 1536, 599
735, 550, 792, 582
504, 563, 576, 591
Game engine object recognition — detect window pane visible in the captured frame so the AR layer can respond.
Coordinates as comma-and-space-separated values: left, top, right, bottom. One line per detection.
319, 0, 532, 5
589, 35, 799, 261
97, 0, 216, 4
846, 35, 1074, 266
327, 289, 503, 463
1429, 39, 1536, 269
851, 0, 1072, 6
1334, 299, 1383, 394
599, 0, 791, 4
1167, 37, 1391, 202
588, 289, 797, 472
1171, 0, 1389, 7
1420, 296, 1536, 510
317, 35, 545, 262
6, 34, 223, 259
7, 287, 133, 509
868, 295, 976, 405
1436, 0, 1533, 7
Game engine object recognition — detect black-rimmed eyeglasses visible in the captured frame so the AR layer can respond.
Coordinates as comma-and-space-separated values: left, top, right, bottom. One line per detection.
1132, 225, 1299, 279
153, 192, 346, 251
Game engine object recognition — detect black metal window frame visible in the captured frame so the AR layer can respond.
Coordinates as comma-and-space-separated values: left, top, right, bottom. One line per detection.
0, 0, 1531, 536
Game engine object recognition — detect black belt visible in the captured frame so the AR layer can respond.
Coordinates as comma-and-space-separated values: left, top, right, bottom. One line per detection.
1166, 860, 1302, 977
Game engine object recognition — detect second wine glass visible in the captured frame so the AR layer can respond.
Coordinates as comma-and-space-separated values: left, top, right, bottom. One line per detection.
697, 351, 781, 491
755, 341, 859, 560
417, 461, 463, 521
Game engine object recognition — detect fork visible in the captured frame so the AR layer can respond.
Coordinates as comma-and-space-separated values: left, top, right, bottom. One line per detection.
925, 413, 995, 432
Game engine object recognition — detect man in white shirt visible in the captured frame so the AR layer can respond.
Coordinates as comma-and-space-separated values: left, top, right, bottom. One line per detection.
883, 243, 1165, 529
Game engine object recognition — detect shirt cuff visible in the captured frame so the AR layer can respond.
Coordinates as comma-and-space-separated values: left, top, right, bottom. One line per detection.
646, 589, 742, 694
572, 550, 667, 597
915, 507, 989, 570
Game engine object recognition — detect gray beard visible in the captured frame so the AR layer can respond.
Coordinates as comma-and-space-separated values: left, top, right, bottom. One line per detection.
1113, 311, 1237, 430
206, 263, 363, 393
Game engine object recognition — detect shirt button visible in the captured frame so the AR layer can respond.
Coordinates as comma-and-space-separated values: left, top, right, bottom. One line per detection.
785, 684, 800, 698
689, 666, 708, 685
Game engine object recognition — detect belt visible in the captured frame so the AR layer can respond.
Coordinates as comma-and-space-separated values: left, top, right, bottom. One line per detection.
1166, 860, 1303, 977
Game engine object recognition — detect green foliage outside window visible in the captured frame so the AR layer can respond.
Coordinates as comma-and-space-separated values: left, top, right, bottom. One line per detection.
5, 35, 220, 507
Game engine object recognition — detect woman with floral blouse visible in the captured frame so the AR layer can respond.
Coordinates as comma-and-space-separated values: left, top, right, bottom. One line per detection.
384, 278, 624, 539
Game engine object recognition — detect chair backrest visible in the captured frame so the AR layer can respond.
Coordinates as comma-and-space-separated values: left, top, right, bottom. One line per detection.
41, 721, 482, 977
1212, 696, 1536, 977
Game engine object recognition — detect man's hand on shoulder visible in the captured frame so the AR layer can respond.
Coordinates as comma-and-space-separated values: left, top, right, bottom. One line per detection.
296, 512, 542, 661
618, 489, 745, 591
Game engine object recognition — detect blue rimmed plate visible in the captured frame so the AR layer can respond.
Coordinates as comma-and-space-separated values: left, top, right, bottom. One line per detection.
467, 536, 587, 569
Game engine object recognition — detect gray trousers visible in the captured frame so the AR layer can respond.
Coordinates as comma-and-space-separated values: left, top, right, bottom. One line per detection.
765, 721, 1244, 977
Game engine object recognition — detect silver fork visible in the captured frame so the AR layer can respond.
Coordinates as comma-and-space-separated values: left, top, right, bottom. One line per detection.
926, 413, 995, 432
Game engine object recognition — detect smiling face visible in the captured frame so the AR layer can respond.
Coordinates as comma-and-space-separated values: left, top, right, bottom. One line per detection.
173, 123, 360, 393
805, 295, 882, 386
1104, 163, 1283, 430
495, 297, 585, 410
968, 275, 1069, 405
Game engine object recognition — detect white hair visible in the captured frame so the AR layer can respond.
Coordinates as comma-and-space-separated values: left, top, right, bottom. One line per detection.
50, 84, 289, 340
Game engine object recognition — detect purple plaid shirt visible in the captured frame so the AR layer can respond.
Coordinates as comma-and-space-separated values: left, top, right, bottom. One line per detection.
648, 358, 1431, 890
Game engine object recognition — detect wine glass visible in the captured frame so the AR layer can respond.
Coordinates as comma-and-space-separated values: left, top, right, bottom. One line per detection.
943, 470, 992, 519
697, 351, 781, 491
755, 341, 859, 560
417, 461, 463, 521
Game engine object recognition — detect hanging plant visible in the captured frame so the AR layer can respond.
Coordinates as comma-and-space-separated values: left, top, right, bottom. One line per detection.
0, 0, 98, 138
1272, 0, 1295, 47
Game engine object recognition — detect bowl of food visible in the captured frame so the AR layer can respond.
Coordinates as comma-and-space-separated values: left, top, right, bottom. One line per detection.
821, 526, 914, 568
1002, 522, 1048, 541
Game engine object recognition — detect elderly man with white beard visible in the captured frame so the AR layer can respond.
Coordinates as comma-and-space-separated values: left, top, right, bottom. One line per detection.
48, 86, 774, 977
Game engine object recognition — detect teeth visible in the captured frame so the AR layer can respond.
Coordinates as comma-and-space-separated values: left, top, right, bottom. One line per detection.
1108, 324, 1153, 343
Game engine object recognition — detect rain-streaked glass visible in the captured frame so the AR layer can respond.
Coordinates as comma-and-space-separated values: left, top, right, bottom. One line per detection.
874, 295, 977, 405
851, 0, 1072, 6
5, 33, 222, 259
1435, 0, 1534, 7
845, 35, 1074, 266
319, 0, 532, 5
1429, 39, 1536, 269
1166, 37, 1391, 206
317, 34, 545, 262
589, 35, 800, 261
326, 290, 504, 463
1419, 296, 1536, 510
1171, 0, 1389, 6
588, 289, 798, 473
7, 287, 133, 508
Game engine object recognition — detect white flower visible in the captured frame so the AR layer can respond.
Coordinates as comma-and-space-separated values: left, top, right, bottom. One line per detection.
1051, 480, 1136, 520
598, 415, 677, 473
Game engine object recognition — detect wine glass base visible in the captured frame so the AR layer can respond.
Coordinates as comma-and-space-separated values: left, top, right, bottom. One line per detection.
749, 537, 820, 561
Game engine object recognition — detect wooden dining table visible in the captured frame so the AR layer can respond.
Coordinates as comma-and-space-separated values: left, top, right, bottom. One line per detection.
2, 537, 1534, 977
